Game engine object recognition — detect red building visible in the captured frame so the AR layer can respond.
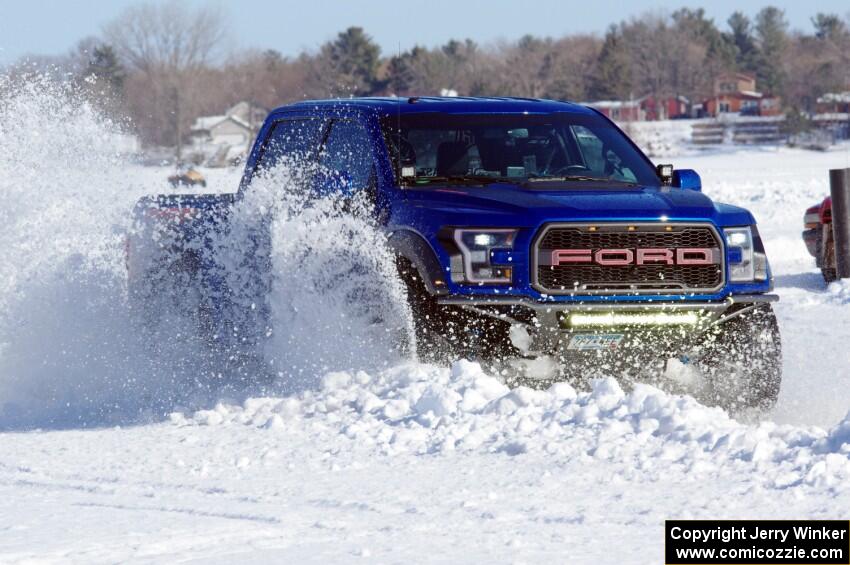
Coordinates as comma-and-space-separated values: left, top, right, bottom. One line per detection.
702, 72, 781, 117
585, 95, 690, 122
640, 95, 690, 120
585, 100, 644, 121
815, 92, 850, 115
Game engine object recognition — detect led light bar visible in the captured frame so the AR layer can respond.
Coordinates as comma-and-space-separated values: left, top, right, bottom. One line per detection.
568, 312, 701, 327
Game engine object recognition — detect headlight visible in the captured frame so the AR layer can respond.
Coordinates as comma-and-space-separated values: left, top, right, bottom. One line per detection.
724, 226, 768, 282
453, 228, 517, 284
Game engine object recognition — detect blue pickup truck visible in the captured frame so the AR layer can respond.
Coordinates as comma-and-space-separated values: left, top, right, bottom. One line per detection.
128, 97, 781, 409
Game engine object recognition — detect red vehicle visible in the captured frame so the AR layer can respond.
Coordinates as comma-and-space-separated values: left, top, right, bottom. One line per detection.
803, 196, 836, 281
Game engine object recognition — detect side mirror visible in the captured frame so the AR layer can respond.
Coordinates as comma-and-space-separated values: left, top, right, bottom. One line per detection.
672, 169, 702, 192
656, 163, 673, 184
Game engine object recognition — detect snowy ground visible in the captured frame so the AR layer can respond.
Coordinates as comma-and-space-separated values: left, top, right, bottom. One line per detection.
1, 86, 849, 564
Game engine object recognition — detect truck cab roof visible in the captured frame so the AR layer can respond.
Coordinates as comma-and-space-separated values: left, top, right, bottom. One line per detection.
279, 96, 597, 117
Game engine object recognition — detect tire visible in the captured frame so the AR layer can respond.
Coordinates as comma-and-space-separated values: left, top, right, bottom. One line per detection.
820, 227, 837, 282
397, 257, 460, 363
396, 257, 517, 364
696, 303, 782, 411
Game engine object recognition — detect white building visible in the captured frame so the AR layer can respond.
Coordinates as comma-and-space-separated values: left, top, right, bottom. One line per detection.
189, 101, 268, 166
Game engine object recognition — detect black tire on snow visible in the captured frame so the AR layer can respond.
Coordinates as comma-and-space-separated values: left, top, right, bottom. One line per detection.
396, 257, 517, 364
396, 257, 462, 363
697, 303, 782, 411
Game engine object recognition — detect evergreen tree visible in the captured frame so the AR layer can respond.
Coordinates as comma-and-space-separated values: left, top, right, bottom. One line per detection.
727, 12, 758, 72
812, 13, 847, 41
320, 27, 382, 95
753, 6, 788, 94
87, 44, 126, 94
589, 26, 631, 100
672, 8, 736, 69
386, 46, 427, 94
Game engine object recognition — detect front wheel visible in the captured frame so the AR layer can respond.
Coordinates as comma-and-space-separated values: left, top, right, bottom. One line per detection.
396, 258, 515, 364
696, 303, 782, 411
397, 257, 462, 363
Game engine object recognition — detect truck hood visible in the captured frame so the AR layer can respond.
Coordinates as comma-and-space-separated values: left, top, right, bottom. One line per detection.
400, 184, 755, 226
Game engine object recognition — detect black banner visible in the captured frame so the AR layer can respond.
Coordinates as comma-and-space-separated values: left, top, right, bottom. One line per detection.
666, 520, 850, 564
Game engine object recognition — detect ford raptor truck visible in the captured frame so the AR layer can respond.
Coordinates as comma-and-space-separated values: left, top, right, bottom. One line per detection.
128, 97, 781, 409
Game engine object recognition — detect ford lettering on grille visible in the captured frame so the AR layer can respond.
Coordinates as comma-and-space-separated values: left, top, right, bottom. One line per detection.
533, 224, 724, 294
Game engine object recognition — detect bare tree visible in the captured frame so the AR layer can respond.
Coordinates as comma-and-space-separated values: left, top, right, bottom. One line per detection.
103, 0, 228, 153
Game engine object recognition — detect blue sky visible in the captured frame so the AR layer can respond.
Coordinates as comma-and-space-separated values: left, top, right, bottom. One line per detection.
1, 0, 847, 65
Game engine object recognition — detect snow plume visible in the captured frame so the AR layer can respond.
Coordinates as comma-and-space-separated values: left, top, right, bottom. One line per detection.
235, 166, 414, 392
0, 75, 136, 428
0, 75, 216, 429
0, 76, 414, 429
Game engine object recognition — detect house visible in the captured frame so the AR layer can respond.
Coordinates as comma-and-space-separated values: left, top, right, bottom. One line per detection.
715, 72, 757, 96
813, 92, 850, 132
815, 92, 850, 115
191, 114, 253, 147
702, 72, 781, 117
189, 101, 269, 165
224, 100, 268, 131
583, 100, 644, 121
584, 95, 691, 122
639, 95, 690, 121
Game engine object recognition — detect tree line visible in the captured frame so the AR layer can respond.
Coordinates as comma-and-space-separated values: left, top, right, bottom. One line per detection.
5, 1, 850, 148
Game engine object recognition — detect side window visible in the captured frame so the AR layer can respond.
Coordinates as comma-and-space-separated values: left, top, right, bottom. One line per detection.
255, 118, 324, 174
571, 125, 637, 183
318, 119, 375, 191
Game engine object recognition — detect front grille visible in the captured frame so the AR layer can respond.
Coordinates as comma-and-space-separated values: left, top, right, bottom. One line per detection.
533, 223, 723, 294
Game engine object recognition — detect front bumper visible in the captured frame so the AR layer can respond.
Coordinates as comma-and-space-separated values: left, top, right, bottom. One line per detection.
437, 293, 778, 356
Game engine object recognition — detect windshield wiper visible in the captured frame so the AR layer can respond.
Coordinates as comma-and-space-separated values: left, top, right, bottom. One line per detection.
409, 175, 517, 186
521, 175, 638, 186
408, 174, 639, 188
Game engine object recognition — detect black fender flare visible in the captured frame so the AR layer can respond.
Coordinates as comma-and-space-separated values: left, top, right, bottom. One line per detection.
387, 230, 449, 295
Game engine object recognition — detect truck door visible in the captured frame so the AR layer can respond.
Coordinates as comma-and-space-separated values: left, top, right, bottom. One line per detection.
249, 116, 327, 190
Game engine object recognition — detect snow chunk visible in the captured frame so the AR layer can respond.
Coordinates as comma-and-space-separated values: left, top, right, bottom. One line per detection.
414, 386, 462, 418
322, 371, 353, 391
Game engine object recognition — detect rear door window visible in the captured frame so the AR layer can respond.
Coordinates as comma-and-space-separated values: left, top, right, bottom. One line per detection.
255, 118, 325, 175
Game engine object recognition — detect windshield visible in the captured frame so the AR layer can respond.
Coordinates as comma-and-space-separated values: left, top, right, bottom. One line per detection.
381, 112, 659, 187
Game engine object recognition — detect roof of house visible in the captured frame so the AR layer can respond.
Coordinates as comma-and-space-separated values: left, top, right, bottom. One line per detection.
710, 90, 765, 101
818, 92, 850, 104
581, 100, 641, 109
191, 114, 251, 132
716, 71, 756, 82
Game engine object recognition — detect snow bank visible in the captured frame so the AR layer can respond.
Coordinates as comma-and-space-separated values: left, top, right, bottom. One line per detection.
826, 279, 850, 303
176, 360, 850, 491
